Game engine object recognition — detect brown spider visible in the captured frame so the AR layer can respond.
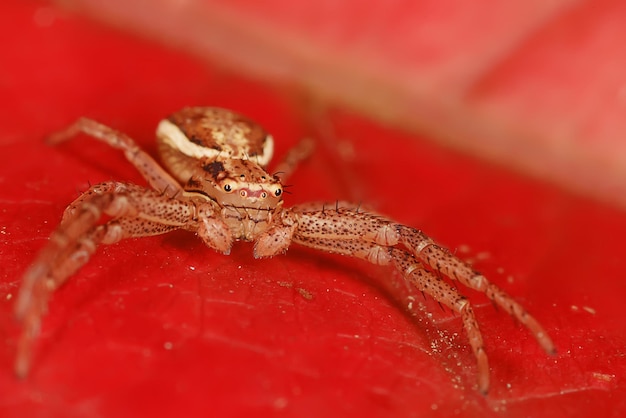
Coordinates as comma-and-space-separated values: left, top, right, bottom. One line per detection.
15, 107, 555, 393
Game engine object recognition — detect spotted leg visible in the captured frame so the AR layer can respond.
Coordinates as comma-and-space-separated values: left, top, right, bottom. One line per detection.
14, 181, 230, 377
395, 226, 556, 355
255, 203, 555, 393
389, 248, 489, 392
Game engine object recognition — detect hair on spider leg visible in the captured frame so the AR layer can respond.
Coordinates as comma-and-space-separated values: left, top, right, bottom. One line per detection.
434, 268, 449, 284
73, 180, 93, 197
416, 289, 449, 314
437, 301, 447, 313
280, 184, 294, 195
158, 184, 173, 197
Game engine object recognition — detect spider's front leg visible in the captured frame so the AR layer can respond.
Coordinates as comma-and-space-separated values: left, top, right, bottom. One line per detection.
49, 117, 183, 198
271, 203, 554, 394
14, 181, 231, 377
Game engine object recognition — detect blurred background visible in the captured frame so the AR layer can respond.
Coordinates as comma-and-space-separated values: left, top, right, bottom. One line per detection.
54, 0, 626, 208
1, 1, 625, 417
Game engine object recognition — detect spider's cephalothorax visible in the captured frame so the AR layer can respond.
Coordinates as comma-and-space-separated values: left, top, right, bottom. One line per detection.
15, 107, 556, 394
156, 108, 285, 241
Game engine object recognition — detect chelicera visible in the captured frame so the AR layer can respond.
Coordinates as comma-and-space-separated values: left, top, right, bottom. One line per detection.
15, 107, 555, 393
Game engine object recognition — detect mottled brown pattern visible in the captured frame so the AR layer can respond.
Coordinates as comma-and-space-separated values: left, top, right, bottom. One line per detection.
168, 107, 269, 161
15, 108, 555, 395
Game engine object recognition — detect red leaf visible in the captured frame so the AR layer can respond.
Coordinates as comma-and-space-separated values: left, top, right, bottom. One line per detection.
0, 2, 624, 417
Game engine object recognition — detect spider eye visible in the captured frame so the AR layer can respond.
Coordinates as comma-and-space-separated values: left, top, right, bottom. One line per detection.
274, 188, 282, 197
223, 183, 232, 192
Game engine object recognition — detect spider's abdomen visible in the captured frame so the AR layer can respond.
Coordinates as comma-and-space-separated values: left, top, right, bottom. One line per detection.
156, 107, 275, 183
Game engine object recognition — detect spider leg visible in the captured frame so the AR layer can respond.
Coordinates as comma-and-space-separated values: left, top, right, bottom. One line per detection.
283, 203, 554, 393
48, 117, 183, 198
14, 181, 229, 377
389, 249, 489, 393
272, 137, 315, 183
15, 222, 115, 378
396, 226, 556, 355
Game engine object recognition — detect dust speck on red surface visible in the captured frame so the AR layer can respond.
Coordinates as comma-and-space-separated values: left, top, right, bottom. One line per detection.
0, 1, 625, 417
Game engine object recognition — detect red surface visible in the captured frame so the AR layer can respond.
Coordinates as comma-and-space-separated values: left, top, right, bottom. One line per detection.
64, 0, 626, 209
1, 1, 626, 417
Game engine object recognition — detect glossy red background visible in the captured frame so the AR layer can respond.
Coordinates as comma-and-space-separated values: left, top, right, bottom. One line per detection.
1, 1, 625, 417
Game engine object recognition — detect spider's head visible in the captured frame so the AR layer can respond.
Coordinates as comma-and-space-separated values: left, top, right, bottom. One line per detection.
186, 157, 284, 209
157, 107, 283, 209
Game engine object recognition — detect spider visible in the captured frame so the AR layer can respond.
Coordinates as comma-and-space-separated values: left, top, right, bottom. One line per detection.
14, 107, 555, 394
